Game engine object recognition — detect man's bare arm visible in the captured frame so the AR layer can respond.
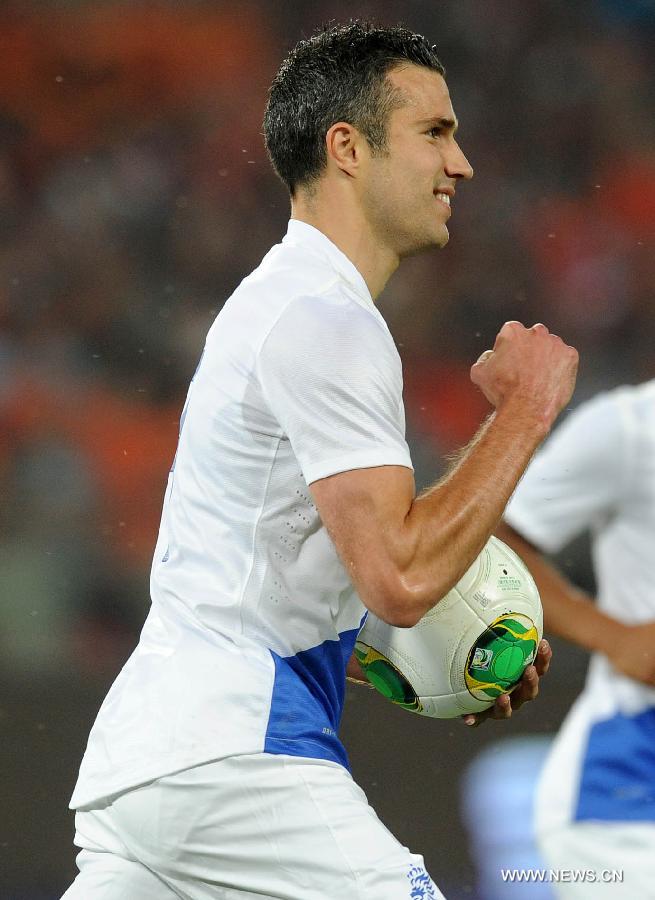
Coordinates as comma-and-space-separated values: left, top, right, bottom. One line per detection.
496, 521, 655, 687
495, 522, 613, 654
311, 322, 578, 628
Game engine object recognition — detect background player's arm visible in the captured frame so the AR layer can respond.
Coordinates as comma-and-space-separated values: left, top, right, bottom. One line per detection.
496, 521, 655, 687
496, 521, 613, 655
311, 322, 578, 629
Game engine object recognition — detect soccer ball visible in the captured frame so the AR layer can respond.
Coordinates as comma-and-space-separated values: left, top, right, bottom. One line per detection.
354, 536, 542, 718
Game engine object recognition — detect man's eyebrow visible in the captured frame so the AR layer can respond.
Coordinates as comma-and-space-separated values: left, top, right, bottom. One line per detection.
419, 116, 459, 134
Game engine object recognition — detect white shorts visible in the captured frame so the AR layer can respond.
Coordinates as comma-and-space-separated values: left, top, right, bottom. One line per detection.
62, 753, 444, 900
538, 821, 655, 899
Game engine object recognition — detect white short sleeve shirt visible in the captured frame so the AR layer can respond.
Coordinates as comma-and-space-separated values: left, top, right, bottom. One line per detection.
505, 383, 655, 829
71, 221, 413, 808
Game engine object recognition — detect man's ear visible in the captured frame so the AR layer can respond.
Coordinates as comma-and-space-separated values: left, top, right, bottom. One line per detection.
325, 121, 367, 178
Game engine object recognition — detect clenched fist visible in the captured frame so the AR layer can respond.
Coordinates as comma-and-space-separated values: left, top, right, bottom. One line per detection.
471, 322, 578, 431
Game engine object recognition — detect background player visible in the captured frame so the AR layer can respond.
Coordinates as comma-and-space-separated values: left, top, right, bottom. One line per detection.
62, 22, 577, 899
498, 381, 655, 897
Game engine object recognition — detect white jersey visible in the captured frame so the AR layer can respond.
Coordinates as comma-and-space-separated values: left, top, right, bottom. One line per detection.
505, 382, 655, 832
71, 220, 413, 809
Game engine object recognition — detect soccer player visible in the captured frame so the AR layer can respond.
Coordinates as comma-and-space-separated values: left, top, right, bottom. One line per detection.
62, 23, 578, 900
498, 383, 655, 898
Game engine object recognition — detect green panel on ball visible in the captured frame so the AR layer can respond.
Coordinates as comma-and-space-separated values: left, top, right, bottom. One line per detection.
354, 642, 422, 711
493, 644, 525, 681
464, 614, 538, 700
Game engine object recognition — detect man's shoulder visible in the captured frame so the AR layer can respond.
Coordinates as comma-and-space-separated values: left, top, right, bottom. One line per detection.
226, 243, 382, 340
206, 241, 333, 338
561, 382, 650, 432
621, 379, 655, 414
583, 380, 655, 436
238, 237, 342, 305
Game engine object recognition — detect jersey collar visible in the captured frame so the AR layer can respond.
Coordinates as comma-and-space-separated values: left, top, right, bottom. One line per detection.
283, 219, 373, 307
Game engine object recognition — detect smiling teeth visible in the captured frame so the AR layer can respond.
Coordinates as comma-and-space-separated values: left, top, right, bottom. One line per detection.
435, 192, 450, 206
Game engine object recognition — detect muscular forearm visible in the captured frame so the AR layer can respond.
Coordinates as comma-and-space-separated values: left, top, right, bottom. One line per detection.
495, 522, 617, 656
311, 322, 578, 628
395, 401, 551, 617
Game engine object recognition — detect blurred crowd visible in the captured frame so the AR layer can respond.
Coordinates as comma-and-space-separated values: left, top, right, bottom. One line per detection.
2, 0, 655, 680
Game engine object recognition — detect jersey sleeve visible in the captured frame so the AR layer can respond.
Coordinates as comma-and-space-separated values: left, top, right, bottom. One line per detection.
504, 391, 631, 554
256, 294, 413, 485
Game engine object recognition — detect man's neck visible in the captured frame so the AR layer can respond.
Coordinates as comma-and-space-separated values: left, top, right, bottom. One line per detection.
291, 193, 399, 301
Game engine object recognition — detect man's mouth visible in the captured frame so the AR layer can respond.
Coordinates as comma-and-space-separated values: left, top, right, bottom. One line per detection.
434, 191, 451, 207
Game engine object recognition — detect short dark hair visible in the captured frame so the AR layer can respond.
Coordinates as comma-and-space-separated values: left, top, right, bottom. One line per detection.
263, 21, 445, 195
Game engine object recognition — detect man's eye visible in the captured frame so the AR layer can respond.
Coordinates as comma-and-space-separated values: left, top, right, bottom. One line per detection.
428, 127, 443, 138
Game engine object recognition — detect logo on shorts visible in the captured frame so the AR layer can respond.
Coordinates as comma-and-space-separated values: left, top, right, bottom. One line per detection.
407, 864, 438, 899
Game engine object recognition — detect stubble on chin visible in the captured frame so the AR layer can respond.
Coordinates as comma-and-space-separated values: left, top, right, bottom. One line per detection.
408, 218, 450, 257
436, 225, 450, 248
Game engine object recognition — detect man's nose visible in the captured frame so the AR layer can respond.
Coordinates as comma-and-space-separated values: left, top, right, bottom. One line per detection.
446, 142, 474, 180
